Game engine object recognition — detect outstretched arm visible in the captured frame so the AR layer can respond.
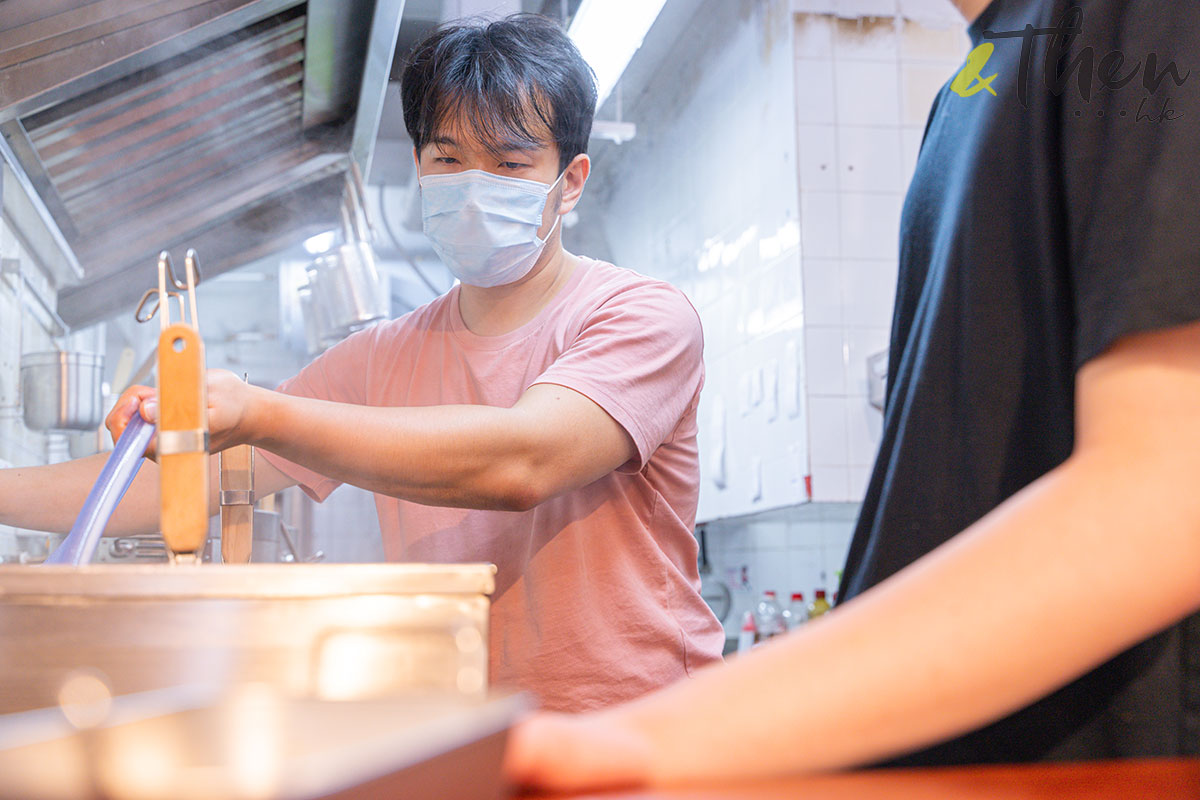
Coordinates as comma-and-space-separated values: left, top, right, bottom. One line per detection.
1, 392, 297, 537
505, 321, 1200, 789
123, 370, 637, 513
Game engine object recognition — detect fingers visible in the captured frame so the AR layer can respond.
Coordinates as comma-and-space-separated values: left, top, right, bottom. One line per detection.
502, 712, 653, 792
105, 385, 158, 448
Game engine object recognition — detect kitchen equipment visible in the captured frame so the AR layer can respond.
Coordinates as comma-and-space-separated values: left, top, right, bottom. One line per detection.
42, 416, 155, 566
301, 168, 388, 348
697, 526, 731, 624
0, 684, 525, 800
244, 508, 320, 564
136, 250, 209, 563
103, 534, 167, 563
867, 349, 889, 412
219, 428, 255, 563
67, 345, 138, 459
20, 352, 105, 432
0, 563, 496, 716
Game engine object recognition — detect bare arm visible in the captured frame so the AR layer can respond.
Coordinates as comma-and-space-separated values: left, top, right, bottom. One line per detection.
506, 321, 1200, 789
234, 379, 636, 511
0, 393, 297, 537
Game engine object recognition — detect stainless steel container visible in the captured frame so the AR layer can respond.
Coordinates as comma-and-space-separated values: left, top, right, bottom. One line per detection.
307, 241, 388, 338
20, 351, 105, 431
0, 687, 525, 800
0, 564, 495, 715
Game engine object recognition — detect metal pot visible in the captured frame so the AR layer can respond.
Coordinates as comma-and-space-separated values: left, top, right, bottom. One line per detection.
20, 352, 105, 431
307, 241, 388, 339
0, 563, 495, 715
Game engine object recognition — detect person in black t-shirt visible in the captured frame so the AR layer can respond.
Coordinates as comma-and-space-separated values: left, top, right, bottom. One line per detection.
504, 0, 1200, 789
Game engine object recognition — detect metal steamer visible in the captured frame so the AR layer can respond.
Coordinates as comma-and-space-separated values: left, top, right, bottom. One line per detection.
1, 248, 500, 795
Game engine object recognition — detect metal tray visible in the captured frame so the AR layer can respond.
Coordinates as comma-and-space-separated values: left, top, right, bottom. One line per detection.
0, 564, 496, 715
0, 685, 527, 800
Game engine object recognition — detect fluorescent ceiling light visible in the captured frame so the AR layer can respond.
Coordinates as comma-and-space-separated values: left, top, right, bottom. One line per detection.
569, 0, 668, 109
303, 231, 337, 255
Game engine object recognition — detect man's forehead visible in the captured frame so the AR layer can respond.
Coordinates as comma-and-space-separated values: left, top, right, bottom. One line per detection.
429, 132, 548, 155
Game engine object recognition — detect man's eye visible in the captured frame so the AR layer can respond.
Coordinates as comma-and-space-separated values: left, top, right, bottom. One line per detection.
501, 162, 527, 170
435, 157, 458, 164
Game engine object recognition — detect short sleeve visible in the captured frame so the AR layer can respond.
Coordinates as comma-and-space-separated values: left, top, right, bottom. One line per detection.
256, 326, 378, 502
531, 280, 704, 472
1061, 2, 1200, 369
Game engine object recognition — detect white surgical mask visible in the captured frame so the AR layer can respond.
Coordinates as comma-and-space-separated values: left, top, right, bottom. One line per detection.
419, 168, 564, 288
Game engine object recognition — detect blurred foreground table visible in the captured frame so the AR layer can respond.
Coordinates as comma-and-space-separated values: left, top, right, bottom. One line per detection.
518, 758, 1200, 799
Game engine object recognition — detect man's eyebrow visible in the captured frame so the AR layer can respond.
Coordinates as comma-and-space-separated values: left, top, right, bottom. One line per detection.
430, 133, 546, 154
494, 139, 545, 154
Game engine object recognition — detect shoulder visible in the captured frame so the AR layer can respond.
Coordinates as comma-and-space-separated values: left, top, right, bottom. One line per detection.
573, 258, 702, 334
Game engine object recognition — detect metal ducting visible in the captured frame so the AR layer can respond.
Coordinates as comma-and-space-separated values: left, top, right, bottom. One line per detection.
0, 0, 407, 328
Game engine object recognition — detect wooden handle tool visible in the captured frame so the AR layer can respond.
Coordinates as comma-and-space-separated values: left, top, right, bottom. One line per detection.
219, 443, 254, 564
157, 322, 208, 562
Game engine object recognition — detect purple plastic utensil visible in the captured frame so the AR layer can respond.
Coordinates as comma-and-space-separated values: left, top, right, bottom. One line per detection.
44, 414, 155, 566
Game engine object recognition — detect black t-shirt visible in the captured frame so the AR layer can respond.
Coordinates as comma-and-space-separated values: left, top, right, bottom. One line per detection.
840, 0, 1200, 762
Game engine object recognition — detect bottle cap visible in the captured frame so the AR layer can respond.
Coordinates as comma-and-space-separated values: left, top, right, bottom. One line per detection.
815, 589, 827, 599
764, 590, 776, 598
791, 592, 804, 601
741, 610, 757, 632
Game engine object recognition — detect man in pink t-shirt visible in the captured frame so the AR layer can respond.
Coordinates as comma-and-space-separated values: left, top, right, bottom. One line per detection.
96, 14, 725, 711
264, 257, 722, 710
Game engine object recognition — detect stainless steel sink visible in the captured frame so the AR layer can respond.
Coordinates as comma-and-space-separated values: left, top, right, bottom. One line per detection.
0, 563, 495, 715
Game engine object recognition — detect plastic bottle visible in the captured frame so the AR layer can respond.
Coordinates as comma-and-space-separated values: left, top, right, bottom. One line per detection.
737, 610, 757, 655
808, 588, 831, 619
782, 592, 808, 630
753, 590, 786, 642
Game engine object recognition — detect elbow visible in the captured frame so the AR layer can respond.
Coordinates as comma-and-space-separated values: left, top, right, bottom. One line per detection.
491, 459, 553, 512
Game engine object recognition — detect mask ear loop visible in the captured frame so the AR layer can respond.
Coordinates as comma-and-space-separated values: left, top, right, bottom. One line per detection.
538, 169, 569, 244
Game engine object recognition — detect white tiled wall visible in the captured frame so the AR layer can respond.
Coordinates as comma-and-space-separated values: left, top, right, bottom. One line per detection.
0, 215, 59, 469
795, 14, 966, 501
582, 5, 969, 610
700, 502, 860, 640
586, 0, 808, 521
0, 208, 73, 560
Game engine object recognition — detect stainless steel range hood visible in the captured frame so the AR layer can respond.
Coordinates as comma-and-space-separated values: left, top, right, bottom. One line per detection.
0, 0, 407, 329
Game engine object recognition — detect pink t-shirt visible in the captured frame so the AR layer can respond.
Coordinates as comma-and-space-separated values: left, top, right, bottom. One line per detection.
261, 257, 725, 711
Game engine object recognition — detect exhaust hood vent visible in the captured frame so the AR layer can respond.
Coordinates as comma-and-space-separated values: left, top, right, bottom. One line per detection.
0, 0, 406, 329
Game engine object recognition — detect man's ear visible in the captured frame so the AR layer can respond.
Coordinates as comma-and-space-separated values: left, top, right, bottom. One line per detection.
412, 146, 421, 171
558, 153, 591, 214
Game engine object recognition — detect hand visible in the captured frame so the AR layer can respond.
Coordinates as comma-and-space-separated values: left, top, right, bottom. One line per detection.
203, 369, 255, 452
106, 384, 158, 458
104, 369, 259, 457
502, 711, 654, 793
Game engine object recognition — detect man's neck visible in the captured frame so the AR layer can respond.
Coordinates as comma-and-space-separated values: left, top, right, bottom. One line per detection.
457, 243, 578, 337
953, 0, 992, 24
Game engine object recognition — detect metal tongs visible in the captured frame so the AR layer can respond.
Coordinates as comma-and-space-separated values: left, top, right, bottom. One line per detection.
136, 250, 209, 564
134, 250, 201, 332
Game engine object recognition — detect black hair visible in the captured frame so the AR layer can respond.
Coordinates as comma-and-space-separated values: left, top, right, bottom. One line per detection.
400, 14, 597, 174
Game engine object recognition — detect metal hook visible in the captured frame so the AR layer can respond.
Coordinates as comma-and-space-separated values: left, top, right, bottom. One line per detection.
133, 289, 185, 326
183, 248, 200, 330
134, 288, 159, 324
133, 250, 203, 332
157, 250, 202, 292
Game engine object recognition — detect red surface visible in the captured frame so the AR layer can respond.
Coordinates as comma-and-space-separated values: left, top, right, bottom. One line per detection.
517, 758, 1200, 799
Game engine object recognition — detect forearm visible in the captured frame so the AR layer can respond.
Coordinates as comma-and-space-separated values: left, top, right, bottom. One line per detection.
618, 449, 1200, 782
247, 388, 543, 510
0, 452, 293, 538
0, 455, 161, 535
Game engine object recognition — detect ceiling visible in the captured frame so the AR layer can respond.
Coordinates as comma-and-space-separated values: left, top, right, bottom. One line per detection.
0, 0, 405, 328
